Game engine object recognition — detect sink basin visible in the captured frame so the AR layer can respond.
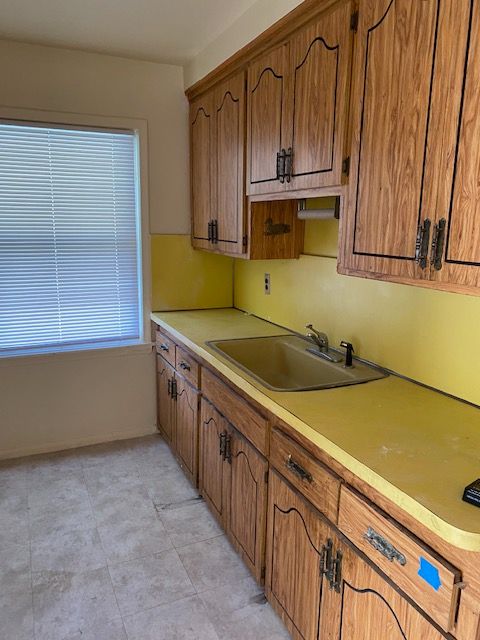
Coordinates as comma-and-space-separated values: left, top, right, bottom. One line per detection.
207, 334, 388, 392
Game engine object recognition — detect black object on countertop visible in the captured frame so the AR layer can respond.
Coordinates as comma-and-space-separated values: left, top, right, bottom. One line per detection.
463, 479, 480, 507
340, 341, 355, 368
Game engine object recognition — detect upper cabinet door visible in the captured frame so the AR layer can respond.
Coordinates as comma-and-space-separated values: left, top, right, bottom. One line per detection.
286, 1, 353, 191
191, 94, 214, 249
340, 0, 443, 281
213, 71, 246, 252
247, 43, 291, 196
430, 0, 480, 291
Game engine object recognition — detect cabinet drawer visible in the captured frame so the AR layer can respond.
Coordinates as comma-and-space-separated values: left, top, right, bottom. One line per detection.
155, 329, 176, 367
201, 368, 268, 454
270, 428, 340, 523
175, 346, 200, 389
338, 486, 462, 631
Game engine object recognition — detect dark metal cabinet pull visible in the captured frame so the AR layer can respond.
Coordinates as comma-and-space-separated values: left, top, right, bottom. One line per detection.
224, 434, 232, 464
364, 527, 407, 566
415, 218, 431, 269
276, 149, 286, 183
212, 220, 219, 244
170, 378, 178, 401
431, 218, 447, 271
167, 378, 172, 396
159, 343, 169, 352
179, 361, 191, 371
285, 455, 313, 483
284, 147, 293, 183
208, 220, 213, 242
219, 432, 227, 458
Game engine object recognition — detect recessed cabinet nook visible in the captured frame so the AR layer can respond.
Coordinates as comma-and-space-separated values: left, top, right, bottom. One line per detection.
187, 0, 480, 296
153, 319, 480, 640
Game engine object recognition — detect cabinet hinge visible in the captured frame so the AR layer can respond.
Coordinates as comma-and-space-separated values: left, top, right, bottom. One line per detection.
242, 234, 248, 248
350, 10, 359, 32
264, 470, 269, 484
342, 156, 351, 177
261, 566, 266, 581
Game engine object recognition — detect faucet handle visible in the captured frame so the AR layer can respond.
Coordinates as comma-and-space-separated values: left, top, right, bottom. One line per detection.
305, 323, 313, 330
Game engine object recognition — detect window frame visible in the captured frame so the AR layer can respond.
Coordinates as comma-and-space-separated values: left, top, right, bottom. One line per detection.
0, 107, 151, 361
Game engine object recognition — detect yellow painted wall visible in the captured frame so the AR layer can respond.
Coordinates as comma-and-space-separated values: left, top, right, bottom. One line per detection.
234, 201, 480, 406
151, 235, 233, 310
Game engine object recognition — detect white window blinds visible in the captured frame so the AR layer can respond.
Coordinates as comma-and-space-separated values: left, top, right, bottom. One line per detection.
0, 122, 142, 355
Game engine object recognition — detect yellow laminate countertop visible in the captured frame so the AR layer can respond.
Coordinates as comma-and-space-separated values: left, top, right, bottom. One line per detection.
151, 308, 480, 552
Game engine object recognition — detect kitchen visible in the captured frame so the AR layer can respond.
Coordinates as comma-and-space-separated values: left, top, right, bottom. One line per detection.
1, 0, 479, 639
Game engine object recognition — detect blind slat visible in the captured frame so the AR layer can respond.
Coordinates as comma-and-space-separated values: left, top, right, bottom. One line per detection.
0, 122, 141, 355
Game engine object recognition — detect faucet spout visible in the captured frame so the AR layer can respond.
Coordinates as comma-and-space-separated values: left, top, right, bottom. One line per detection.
305, 323, 329, 351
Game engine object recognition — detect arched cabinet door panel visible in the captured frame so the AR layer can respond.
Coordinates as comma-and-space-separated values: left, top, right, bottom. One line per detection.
339, 0, 469, 285
287, 0, 353, 191
156, 358, 176, 445
247, 43, 290, 196
174, 376, 199, 486
213, 72, 246, 252
199, 399, 228, 525
320, 533, 448, 640
191, 95, 214, 250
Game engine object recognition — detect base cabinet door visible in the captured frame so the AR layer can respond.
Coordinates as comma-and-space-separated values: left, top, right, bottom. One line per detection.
226, 427, 268, 582
157, 358, 176, 446
265, 470, 330, 640
320, 533, 448, 640
199, 399, 228, 525
175, 375, 199, 486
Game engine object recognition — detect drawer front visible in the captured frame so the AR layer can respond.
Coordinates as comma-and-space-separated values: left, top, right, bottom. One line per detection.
155, 329, 176, 367
270, 428, 340, 523
338, 487, 461, 631
201, 368, 268, 454
175, 346, 200, 389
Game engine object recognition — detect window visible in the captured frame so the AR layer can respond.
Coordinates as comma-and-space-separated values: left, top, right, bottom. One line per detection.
0, 121, 142, 356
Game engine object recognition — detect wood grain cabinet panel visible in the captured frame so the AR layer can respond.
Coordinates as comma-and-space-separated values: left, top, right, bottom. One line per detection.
213, 72, 246, 252
286, 0, 352, 191
174, 376, 199, 486
247, 44, 290, 196
226, 427, 268, 582
321, 532, 448, 640
199, 398, 229, 525
191, 94, 214, 251
156, 357, 176, 446
265, 470, 330, 640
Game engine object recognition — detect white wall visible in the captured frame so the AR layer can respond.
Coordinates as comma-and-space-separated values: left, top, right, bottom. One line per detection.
0, 40, 190, 458
184, 0, 304, 88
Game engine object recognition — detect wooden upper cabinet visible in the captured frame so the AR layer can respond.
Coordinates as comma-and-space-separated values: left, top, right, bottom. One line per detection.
190, 94, 213, 250
431, 0, 480, 290
247, 44, 290, 195
287, 0, 352, 191
247, 2, 353, 197
340, 0, 444, 281
340, 0, 480, 294
213, 71, 246, 252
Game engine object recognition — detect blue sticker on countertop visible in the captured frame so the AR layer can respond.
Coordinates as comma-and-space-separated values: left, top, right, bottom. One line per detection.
418, 557, 441, 591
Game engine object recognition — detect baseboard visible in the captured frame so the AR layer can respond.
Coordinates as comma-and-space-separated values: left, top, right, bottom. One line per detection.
0, 424, 158, 461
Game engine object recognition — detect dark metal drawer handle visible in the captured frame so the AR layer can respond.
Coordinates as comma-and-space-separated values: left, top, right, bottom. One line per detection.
364, 527, 407, 566
179, 361, 191, 371
286, 455, 312, 483
159, 343, 169, 352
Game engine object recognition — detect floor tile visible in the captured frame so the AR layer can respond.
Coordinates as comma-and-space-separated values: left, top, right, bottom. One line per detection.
63, 617, 127, 640
157, 498, 223, 548
198, 575, 264, 619
109, 549, 195, 616
0, 588, 34, 640
83, 464, 143, 499
123, 595, 220, 640
90, 484, 154, 527
0, 495, 29, 546
28, 495, 95, 539
143, 466, 199, 508
177, 535, 249, 593
98, 515, 173, 564
0, 540, 31, 595
76, 440, 133, 470
26, 450, 83, 485
28, 473, 89, 507
32, 568, 120, 640
31, 526, 106, 573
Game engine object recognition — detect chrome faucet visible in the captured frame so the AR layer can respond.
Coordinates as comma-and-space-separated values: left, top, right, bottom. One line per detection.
305, 324, 343, 363
305, 324, 329, 352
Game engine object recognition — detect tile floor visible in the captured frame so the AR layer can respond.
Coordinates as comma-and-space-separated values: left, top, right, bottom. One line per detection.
0, 434, 290, 640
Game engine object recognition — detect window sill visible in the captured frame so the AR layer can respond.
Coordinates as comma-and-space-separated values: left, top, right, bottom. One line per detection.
0, 340, 154, 367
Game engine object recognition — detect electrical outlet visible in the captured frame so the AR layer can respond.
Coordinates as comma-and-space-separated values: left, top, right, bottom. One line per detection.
264, 273, 271, 295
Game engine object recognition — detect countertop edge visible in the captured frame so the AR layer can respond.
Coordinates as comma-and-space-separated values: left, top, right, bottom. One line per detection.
151, 311, 480, 553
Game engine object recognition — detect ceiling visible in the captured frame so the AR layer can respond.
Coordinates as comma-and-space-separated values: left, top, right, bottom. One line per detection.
0, 0, 260, 64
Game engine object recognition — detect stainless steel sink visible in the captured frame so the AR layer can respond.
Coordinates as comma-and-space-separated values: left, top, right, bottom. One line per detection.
207, 334, 387, 392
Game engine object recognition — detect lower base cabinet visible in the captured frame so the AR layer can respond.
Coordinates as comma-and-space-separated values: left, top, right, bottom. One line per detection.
157, 357, 176, 446
266, 470, 447, 640
199, 397, 268, 583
